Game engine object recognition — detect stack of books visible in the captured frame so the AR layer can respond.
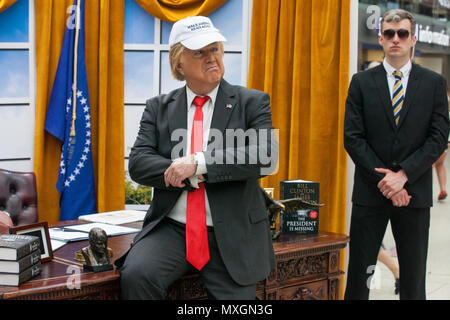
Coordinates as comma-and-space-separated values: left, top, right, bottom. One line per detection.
0, 234, 42, 286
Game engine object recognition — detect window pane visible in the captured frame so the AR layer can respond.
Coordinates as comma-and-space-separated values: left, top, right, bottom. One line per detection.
0, 105, 33, 159
124, 0, 155, 44
161, 0, 242, 46
0, 0, 28, 42
223, 53, 242, 85
209, 0, 242, 46
160, 51, 185, 94
124, 51, 154, 100
124, 105, 146, 157
0, 160, 32, 172
161, 21, 173, 45
0, 50, 29, 98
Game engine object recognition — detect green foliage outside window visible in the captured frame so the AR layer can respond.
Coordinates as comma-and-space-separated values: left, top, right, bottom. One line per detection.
125, 171, 152, 205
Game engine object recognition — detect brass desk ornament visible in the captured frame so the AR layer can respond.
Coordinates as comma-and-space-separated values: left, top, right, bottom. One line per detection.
260, 185, 324, 239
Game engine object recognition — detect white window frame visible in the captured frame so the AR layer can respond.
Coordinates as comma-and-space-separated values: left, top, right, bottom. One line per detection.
0, 0, 36, 171
123, 0, 252, 155
123, 0, 252, 208
124, 0, 251, 104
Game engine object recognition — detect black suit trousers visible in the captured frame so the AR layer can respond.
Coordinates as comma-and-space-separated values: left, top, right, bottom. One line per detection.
119, 218, 256, 300
344, 204, 430, 300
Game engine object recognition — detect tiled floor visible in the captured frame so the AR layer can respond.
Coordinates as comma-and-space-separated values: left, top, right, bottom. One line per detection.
369, 153, 450, 300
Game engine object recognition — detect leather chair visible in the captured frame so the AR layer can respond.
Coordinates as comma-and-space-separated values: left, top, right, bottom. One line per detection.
0, 168, 38, 226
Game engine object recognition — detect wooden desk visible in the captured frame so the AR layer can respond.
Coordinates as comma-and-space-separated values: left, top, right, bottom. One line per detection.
167, 232, 349, 300
0, 221, 139, 300
0, 222, 348, 300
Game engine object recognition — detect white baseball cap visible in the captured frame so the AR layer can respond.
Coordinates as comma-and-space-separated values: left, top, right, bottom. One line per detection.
169, 16, 227, 50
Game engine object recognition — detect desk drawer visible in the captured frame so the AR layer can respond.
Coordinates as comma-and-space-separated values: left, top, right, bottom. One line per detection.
268, 279, 328, 300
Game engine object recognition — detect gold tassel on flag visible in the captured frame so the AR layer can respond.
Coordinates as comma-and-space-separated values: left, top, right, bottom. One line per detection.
70, 0, 81, 138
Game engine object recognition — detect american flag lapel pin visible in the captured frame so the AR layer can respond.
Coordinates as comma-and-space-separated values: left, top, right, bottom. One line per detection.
226, 104, 232, 109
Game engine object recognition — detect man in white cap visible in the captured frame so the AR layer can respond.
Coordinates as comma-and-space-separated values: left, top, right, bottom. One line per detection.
117, 16, 278, 299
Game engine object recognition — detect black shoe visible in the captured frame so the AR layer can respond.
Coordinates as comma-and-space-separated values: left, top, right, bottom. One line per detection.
394, 279, 400, 295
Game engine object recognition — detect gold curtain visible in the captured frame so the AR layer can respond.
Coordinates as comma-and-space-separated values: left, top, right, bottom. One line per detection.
248, 0, 350, 298
34, 0, 125, 223
0, 0, 17, 13
135, 0, 227, 22
249, 0, 349, 235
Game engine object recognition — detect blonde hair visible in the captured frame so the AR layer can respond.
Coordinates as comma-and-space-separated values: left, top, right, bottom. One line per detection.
169, 42, 186, 81
169, 42, 225, 81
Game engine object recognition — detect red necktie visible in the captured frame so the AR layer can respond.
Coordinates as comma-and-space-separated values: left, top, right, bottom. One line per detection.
186, 96, 210, 270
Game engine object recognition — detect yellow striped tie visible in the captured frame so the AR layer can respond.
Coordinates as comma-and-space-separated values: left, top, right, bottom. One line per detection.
392, 70, 404, 126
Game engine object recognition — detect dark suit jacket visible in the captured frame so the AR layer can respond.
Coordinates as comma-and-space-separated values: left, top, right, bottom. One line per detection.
116, 79, 277, 286
344, 63, 449, 208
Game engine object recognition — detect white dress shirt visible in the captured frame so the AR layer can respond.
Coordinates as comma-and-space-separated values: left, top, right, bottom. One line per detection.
166, 84, 219, 226
383, 58, 412, 99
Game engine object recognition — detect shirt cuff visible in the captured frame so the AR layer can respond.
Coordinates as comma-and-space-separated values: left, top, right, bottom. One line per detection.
195, 152, 207, 175
188, 175, 200, 189
188, 153, 207, 189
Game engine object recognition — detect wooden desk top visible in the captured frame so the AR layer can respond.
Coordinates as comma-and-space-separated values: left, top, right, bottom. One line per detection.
274, 232, 349, 254
0, 220, 348, 300
0, 221, 140, 300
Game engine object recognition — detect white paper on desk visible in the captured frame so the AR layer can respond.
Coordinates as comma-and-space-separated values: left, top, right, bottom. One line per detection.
49, 228, 89, 242
63, 222, 140, 236
78, 210, 146, 225
51, 239, 68, 251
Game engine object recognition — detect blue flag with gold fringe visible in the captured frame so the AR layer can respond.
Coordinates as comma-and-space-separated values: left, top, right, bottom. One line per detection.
45, 0, 96, 221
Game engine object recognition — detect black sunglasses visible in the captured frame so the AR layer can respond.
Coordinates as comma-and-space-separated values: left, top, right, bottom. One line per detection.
382, 29, 410, 40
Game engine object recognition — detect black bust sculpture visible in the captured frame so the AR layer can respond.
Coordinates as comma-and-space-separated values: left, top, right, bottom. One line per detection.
81, 227, 113, 272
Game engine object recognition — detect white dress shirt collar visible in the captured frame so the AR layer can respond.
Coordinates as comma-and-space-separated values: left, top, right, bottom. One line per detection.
186, 84, 220, 110
383, 59, 412, 78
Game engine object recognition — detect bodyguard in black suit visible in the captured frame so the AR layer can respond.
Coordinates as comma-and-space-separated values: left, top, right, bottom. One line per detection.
117, 16, 277, 299
344, 9, 449, 300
